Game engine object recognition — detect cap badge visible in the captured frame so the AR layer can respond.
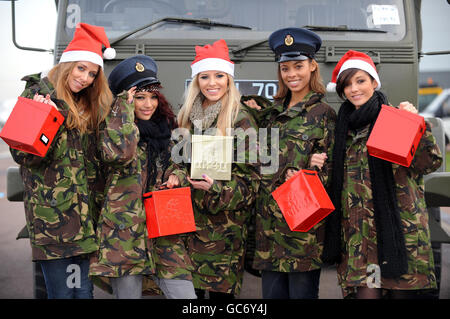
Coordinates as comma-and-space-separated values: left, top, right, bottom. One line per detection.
135, 62, 145, 72
285, 34, 294, 46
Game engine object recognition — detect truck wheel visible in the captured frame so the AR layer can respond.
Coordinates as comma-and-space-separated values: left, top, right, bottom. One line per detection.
33, 262, 48, 299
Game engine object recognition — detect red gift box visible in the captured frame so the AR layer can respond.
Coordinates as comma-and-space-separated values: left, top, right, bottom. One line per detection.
0, 97, 64, 157
366, 104, 425, 167
271, 169, 335, 232
143, 187, 196, 238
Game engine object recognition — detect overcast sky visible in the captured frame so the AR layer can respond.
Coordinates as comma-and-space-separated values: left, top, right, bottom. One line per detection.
419, 0, 450, 72
0, 0, 449, 106
0, 0, 56, 105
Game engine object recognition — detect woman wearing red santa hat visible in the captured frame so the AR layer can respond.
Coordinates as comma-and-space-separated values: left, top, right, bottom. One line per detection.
165, 39, 260, 299
322, 50, 442, 299
10, 23, 115, 299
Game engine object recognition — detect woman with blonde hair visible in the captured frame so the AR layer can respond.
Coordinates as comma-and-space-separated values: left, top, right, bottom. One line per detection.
166, 39, 260, 299
177, 69, 241, 136
10, 23, 114, 299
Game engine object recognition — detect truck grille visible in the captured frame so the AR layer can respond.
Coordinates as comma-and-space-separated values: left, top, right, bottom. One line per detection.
55, 44, 415, 63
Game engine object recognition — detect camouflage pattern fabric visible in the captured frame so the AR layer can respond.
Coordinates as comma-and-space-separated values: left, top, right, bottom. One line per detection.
148, 143, 195, 287
247, 91, 337, 273
89, 93, 156, 281
167, 106, 260, 295
153, 233, 194, 281
9, 73, 100, 261
335, 116, 442, 298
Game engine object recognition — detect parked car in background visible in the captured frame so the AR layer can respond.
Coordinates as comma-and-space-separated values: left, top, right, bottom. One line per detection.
418, 80, 443, 112
421, 88, 450, 146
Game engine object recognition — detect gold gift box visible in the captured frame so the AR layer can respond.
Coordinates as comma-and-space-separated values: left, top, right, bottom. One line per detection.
190, 134, 233, 181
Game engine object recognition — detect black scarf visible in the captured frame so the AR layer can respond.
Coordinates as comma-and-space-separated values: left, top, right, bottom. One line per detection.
322, 90, 408, 279
136, 115, 171, 192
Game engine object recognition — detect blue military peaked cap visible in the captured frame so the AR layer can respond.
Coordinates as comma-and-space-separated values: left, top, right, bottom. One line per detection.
108, 55, 160, 95
268, 27, 322, 62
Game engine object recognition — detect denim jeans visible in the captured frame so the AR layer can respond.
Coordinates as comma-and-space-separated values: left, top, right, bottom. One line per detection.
261, 269, 321, 299
38, 255, 93, 299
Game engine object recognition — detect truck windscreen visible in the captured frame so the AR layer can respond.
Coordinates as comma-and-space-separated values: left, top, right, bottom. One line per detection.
64, 0, 406, 41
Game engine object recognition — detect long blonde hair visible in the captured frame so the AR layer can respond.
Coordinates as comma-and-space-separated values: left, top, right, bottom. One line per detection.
47, 61, 112, 133
273, 58, 325, 100
177, 74, 241, 136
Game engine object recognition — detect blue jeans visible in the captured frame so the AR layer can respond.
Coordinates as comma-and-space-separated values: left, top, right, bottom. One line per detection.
261, 269, 321, 299
38, 255, 93, 299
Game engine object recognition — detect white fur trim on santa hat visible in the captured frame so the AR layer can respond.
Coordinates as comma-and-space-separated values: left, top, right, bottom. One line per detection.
191, 58, 234, 78
338, 59, 381, 90
103, 47, 116, 60
60, 50, 104, 68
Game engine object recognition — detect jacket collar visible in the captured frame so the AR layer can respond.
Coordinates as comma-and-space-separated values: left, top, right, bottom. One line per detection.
274, 90, 322, 117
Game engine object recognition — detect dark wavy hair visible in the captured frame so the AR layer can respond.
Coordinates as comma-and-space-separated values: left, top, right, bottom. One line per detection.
149, 89, 177, 130
336, 68, 375, 100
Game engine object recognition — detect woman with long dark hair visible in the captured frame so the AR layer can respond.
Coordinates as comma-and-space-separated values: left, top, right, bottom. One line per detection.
243, 27, 336, 299
89, 55, 197, 299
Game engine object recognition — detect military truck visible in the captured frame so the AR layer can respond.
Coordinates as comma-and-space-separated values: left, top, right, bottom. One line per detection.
9, 0, 440, 110
5, 0, 450, 298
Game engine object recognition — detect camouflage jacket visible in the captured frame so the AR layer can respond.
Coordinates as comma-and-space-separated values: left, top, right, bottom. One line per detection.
248, 91, 337, 272
336, 111, 442, 295
167, 106, 260, 295
89, 93, 156, 279
10, 73, 101, 261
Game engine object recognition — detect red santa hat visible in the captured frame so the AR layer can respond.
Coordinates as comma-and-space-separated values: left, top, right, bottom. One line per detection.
191, 39, 234, 78
59, 23, 116, 68
326, 50, 381, 92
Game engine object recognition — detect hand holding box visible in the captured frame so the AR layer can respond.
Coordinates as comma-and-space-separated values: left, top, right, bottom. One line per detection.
272, 169, 335, 232
0, 97, 64, 157
366, 105, 425, 167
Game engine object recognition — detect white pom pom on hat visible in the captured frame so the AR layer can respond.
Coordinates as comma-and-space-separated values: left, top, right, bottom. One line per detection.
103, 47, 116, 60
327, 50, 381, 92
59, 23, 115, 68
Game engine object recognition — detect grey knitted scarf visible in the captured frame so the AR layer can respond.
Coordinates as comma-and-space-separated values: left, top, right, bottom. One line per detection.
189, 96, 222, 131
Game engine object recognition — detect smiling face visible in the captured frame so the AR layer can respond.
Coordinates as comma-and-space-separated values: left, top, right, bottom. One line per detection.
197, 71, 229, 106
343, 70, 378, 108
279, 60, 316, 98
67, 61, 99, 93
134, 91, 159, 120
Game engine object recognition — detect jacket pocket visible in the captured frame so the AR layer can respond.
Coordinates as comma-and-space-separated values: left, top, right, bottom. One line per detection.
284, 129, 317, 163
97, 210, 149, 266
28, 186, 85, 246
